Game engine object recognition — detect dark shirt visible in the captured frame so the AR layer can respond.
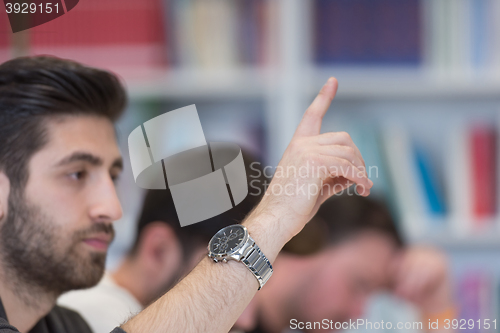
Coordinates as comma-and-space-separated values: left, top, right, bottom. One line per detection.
248, 324, 268, 333
247, 320, 271, 333
0, 298, 126, 333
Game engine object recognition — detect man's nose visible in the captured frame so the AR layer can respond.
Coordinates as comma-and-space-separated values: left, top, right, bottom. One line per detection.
89, 174, 123, 223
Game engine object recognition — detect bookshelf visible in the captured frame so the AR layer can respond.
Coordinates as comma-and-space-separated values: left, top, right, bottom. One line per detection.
115, 0, 500, 249
4, 0, 500, 320
5, 0, 500, 246
121, 0, 500, 318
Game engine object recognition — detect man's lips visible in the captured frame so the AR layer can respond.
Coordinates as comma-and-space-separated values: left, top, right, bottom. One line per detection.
82, 234, 113, 251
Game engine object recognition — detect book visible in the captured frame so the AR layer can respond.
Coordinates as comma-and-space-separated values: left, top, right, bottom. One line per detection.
471, 125, 497, 221
448, 0, 473, 75
446, 121, 473, 236
238, 0, 267, 65
457, 273, 482, 333
28, 0, 166, 72
165, 0, 269, 69
380, 124, 427, 240
414, 145, 446, 216
471, 0, 489, 70
313, 0, 422, 65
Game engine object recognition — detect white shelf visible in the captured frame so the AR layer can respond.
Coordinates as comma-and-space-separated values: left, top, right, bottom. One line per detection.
406, 217, 500, 250
123, 66, 500, 101
123, 67, 271, 100
409, 233, 500, 250
309, 67, 500, 100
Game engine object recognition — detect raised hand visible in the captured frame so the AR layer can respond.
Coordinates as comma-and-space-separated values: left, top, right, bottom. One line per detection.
122, 78, 374, 333
254, 77, 373, 243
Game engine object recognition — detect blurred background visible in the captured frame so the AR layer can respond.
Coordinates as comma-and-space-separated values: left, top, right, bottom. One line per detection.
2, 0, 500, 330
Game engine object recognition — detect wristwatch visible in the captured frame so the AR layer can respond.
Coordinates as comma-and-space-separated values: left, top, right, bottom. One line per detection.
208, 224, 273, 290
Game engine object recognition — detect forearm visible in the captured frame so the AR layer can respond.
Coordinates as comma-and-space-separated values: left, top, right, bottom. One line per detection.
121, 258, 253, 333
120, 210, 286, 333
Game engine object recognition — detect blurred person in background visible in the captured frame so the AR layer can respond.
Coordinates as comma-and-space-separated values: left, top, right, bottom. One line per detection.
58, 157, 267, 333
235, 194, 455, 333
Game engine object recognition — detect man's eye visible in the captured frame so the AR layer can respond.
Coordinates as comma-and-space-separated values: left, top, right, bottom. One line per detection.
111, 174, 120, 183
69, 171, 87, 180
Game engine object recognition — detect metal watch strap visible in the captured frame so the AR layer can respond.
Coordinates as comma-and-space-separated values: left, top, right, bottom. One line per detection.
240, 235, 273, 290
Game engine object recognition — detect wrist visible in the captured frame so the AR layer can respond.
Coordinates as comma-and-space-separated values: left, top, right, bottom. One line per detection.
242, 206, 288, 263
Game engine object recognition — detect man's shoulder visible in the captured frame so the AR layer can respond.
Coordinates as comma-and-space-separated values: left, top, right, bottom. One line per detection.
44, 305, 93, 333
0, 303, 121, 333
0, 317, 19, 333
0, 308, 91, 333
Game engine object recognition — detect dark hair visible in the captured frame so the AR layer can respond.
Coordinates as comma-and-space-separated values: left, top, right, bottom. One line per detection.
130, 152, 268, 261
0, 55, 127, 189
283, 194, 404, 255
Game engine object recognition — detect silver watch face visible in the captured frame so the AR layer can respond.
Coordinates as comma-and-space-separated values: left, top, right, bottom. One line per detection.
209, 224, 246, 255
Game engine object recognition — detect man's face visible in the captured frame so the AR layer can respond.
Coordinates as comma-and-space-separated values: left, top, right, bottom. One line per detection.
298, 232, 397, 330
0, 115, 123, 295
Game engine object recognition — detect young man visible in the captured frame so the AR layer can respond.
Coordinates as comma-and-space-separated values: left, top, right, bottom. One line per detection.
238, 195, 454, 333
0, 56, 373, 333
58, 157, 267, 333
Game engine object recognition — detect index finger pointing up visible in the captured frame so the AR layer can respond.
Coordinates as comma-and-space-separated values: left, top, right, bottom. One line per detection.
294, 77, 338, 137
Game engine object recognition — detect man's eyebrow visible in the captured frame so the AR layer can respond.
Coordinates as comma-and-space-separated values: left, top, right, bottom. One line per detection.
55, 152, 103, 167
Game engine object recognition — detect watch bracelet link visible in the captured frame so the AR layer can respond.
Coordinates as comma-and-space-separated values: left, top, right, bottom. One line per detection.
240, 235, 273, 290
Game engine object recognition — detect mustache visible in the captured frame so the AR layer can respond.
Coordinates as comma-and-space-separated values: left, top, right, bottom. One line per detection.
74, 223, 115, 242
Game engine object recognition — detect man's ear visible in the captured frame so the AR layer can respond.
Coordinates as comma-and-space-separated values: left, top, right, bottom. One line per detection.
0, 172, 10, 221
137, 222, 182, 278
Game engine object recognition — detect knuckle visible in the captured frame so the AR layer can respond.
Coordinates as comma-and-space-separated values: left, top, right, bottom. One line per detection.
336, 158, 349, 170
337, 131, 351, 141
324, 132, 336, 139
344, 146, 355, 157
317, 89, 327, 99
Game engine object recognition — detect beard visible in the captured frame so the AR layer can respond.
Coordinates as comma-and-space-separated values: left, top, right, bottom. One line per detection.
0, 187, 114, 297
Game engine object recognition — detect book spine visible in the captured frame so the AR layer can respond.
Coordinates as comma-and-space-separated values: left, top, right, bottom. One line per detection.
414, 146, 446, 216
471, 126, 497, 221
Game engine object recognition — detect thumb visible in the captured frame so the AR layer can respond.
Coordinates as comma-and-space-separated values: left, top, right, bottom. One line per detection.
294, 77, 338, 137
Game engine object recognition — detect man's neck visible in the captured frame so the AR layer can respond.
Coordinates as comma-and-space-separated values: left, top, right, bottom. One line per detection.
0, 269, 56, 333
